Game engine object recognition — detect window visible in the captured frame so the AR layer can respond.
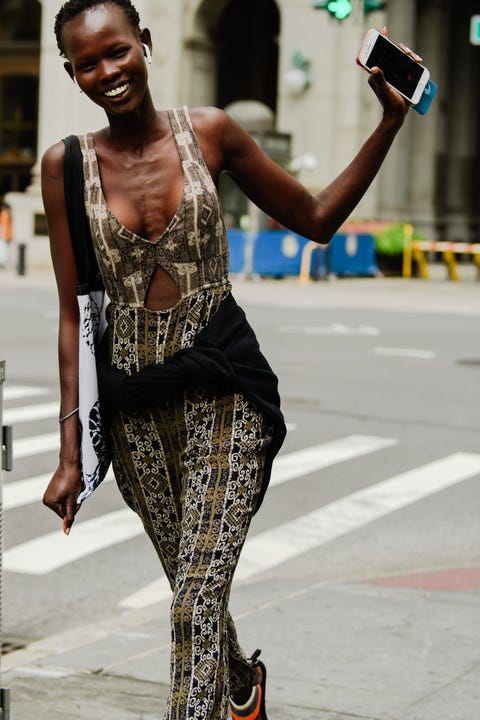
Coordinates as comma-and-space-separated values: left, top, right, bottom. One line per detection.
0, 0, 41, 42
0, 0, 40, 196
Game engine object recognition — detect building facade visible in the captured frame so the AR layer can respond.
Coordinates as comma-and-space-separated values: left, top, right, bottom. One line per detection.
3, 0, 480, 266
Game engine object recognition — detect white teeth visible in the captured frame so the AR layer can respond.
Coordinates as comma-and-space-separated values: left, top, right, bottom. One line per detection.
104, 82, 129, 97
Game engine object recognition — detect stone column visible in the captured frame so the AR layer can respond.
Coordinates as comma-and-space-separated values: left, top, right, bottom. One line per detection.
277, 0, 365, 195
443, 5, 479, 242
180, 0, 218, 108
35, 0, 104, 177
409, 0, 449, 240
376, 0, 416, 221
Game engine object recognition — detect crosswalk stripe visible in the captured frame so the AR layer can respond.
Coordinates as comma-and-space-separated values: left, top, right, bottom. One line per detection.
3, 470, 115, 510
374, 346, 435, 360
3, 404, 295, 431
3, 434, 389, 509
270, 435, 396, 487
4, 386, 50, 401
119, 452, 480, 609
3, 434, 393, 575
3, 509, 144, 575
13, 432, 59, 460
4, 402, 59, 425
234, 452, 480, 581
3, 474, 51, 510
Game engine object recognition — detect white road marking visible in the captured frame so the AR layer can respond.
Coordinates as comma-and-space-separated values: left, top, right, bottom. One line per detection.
3, 509, 144, 575
120, 452, 480, 609
281, 324, 380, 336
234, 452, 480, 581
270, 435, 396, 488
13, 432, 60, 459
4, 402, 59, 424
3, 470, 115, 510
4, 386, 50, 401
374, 346, 435, 360
3, 474, 51, 510
3, 435, 394, 576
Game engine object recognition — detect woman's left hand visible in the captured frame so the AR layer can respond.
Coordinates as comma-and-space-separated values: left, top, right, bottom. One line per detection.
368, 67, 410, 125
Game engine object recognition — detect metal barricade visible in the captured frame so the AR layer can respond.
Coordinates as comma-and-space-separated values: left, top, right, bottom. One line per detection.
0, 360, 12, 719
403, 238, 480, 280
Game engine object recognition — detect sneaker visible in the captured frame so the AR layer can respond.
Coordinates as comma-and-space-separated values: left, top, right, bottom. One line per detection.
230, 649, 268, 720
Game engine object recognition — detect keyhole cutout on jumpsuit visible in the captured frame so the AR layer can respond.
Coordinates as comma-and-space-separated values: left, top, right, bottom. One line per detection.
144, 265, 182, 311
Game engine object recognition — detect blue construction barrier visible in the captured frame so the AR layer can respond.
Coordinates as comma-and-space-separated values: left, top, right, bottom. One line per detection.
253, 230, 310, 276
227, 229, 377, 277
226, 229, 246, 274
317, 233, 378, 277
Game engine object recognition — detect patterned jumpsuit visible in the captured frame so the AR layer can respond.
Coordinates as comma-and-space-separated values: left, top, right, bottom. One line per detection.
78, 107, 272, 720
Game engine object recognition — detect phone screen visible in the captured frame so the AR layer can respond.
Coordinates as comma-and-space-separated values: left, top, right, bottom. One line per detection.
365, 34, 423, 101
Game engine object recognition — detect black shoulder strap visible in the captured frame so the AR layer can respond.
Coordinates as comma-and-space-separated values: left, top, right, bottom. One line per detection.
62, 134, 103, 293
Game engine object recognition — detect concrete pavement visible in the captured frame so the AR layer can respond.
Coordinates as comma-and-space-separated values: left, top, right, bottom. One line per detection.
3, 576, 480, 719
2, 263, 480, 719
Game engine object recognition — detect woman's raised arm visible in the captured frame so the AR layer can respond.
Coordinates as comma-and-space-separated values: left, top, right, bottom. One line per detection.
196, 68, 408, 245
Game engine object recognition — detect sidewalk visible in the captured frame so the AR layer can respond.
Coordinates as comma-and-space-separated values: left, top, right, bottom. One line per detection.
1, 260, 479, 316
3, 578, 480, 719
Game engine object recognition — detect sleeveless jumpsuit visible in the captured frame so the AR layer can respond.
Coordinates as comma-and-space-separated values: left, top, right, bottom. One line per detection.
78, 108, 271, 720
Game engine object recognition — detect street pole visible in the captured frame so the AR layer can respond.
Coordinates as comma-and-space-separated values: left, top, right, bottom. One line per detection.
0, 361, 12, 720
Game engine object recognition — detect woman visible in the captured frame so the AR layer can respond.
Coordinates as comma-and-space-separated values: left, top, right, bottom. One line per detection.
41, 1, 412, 718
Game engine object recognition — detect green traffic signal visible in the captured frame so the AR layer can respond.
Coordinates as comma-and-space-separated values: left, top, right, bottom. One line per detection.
312, 0, 352, 21
313, 0, 386, 17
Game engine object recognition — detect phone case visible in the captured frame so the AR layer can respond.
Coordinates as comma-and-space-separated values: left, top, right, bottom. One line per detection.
412, 80, 438, 115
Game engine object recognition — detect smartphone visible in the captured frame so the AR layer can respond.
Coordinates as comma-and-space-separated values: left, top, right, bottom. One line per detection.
357, 28, 430, 106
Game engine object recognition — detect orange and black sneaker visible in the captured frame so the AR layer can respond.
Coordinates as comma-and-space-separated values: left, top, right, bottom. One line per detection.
230, 649, 268, 720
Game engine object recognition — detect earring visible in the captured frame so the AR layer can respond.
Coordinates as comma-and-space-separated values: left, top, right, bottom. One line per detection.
142, 43, 152, 64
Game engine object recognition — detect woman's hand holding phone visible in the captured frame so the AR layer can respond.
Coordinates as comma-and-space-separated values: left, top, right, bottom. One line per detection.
357, 27, 430, 111
367, 66, 411, 127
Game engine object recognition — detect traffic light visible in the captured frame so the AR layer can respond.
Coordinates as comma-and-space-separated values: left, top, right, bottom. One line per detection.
364, 0, 386, 11
312, 1, 352, 21
313, 1, 386, 18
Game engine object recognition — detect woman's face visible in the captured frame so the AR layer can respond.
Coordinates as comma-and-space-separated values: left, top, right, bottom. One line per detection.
62, 3, 149, 115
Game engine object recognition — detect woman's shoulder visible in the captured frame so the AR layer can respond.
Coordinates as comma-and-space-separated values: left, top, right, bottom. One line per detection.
187, 106, 231, 134
41, 140, 66, 179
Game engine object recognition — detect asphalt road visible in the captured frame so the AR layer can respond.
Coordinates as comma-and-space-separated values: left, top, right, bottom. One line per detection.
1, 269, 479, 656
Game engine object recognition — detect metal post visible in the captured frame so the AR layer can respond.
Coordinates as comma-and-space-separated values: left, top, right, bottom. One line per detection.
17, 244, 26, 276
241, 200, 260, 281
0, 360, 12, 720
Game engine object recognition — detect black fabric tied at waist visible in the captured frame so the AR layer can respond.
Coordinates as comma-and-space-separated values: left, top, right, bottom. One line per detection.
97, 292, 286, 511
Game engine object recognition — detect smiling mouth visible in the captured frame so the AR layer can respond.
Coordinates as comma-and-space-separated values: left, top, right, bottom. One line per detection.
103, 82, 131, 98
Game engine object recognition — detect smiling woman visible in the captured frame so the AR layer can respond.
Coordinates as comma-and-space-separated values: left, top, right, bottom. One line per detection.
40, 1, 411, 718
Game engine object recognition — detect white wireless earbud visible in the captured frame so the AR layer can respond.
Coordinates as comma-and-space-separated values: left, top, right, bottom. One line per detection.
142, 43, 152, 64
73, 76, 83, 93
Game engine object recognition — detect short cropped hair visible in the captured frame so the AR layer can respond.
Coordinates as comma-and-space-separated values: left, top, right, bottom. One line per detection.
54, 0, 141, 56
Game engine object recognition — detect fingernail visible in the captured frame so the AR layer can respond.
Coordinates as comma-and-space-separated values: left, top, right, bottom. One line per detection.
65, 527, 70, 536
